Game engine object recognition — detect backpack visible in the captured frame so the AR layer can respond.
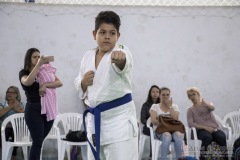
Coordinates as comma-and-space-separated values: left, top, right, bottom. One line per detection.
65, 130, 87, 142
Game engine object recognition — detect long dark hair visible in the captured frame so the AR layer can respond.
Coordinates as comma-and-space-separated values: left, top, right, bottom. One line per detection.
23, 48, 40, 71
146, 85, 160, 104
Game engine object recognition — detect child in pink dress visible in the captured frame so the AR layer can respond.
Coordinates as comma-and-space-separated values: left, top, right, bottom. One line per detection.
36, 63, 58, 121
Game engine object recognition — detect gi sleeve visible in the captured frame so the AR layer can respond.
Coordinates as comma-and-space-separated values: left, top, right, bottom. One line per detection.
74, 58, 88, 100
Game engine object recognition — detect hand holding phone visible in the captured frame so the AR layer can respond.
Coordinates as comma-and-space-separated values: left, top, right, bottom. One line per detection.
45, 56, 54, 62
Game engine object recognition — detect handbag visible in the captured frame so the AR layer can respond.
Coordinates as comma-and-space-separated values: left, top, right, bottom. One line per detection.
65, 130, 87, 142
155, 115, 187, 144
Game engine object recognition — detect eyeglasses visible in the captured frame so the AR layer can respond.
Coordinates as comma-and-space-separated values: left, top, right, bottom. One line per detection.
6, 91, 16, 94
161, 94, 170, 96
188, 93, 197, 97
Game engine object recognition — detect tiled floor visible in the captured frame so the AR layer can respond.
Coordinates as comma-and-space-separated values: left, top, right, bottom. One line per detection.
0, 147, 59, 160
0, 147, 84, 160
0, 141, 152, 160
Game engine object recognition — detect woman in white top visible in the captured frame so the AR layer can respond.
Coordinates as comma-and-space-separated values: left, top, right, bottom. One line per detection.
150, 87, 184, 160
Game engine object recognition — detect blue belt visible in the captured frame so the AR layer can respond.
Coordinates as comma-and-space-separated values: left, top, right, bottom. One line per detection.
83, 93, 132, 160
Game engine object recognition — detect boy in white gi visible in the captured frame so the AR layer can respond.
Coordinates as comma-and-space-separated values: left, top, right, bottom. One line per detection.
74, 11, 138, 160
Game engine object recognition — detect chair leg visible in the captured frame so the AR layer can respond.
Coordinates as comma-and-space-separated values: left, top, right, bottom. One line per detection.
67, 145, 71, 160
57, 141, 62, 160
152, 141, 159, 160
60, 142, 66, 160
81, 145, 88, 160
138, 137, 146, 160
2, 145, 5, 160
154, 143, 160, 160
22, 146, 29, 160
5, 146, 13, 160
40, 140, 45, 160
40, 146, 43, 160
151, 141, 155, 160
197, 140, 202, 159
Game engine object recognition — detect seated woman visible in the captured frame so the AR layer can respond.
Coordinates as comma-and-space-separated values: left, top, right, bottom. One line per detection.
150, 87, 184, 160
140, 85, 160, 158
0, 86, 25, 160
186, 87, 227, 160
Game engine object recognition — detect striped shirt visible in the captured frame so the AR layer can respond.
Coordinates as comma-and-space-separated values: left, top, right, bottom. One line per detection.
36, 63, 57, 121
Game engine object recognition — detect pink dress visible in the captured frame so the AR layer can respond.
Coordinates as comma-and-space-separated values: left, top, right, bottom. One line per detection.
36, 63, 57, 121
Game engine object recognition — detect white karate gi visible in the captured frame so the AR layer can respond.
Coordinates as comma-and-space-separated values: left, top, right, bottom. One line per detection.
74, 45, 138, 160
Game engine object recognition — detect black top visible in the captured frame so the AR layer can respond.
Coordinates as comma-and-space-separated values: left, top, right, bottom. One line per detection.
140, 101, 153, 126
140, 101, 153, 136
19, 69, 40, 102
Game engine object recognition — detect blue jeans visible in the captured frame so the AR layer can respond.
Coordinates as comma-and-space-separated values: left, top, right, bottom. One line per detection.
155, 131, 184, 160
25, 102, 54, 160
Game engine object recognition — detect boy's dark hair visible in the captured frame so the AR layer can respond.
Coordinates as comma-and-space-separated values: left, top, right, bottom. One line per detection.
95, 11, 121, 32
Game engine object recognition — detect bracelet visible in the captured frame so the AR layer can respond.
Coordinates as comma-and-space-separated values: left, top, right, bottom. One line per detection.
169, 106, 173, 109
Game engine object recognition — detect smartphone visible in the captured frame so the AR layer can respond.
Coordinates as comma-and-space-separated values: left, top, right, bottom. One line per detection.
45, 56, 54, 62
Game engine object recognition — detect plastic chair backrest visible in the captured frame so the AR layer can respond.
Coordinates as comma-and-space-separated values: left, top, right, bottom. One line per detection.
53, 113, 86, 160
214, 114, 225, 129
1, 113, 31, 143
45, 116, 59, 139
48, 127, 57, 138
54, 113, 83, 134
1, 113, 31, 160
223, 111, 240, 135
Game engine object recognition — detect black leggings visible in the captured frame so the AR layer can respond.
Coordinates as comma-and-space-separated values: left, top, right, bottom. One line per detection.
197, 129, 227, 159
25, 102, 54, 160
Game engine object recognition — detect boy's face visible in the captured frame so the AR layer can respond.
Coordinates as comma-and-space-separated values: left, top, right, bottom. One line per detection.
93, 23, 120, 54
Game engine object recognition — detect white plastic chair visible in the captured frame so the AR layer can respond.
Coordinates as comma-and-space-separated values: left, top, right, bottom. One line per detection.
215, 114, 232, 159
138, 122, 150, 160
183, 126, 198, 158
147, 117, 177, 160
1, 113, 32, 160
214, 114, 232, 143
147, 117, 191, 160
223, 111, 239, 146
189, 127, 203, 158
53, 112, 88, 160
147, 117, 160, 160
190, 114, 231, 159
